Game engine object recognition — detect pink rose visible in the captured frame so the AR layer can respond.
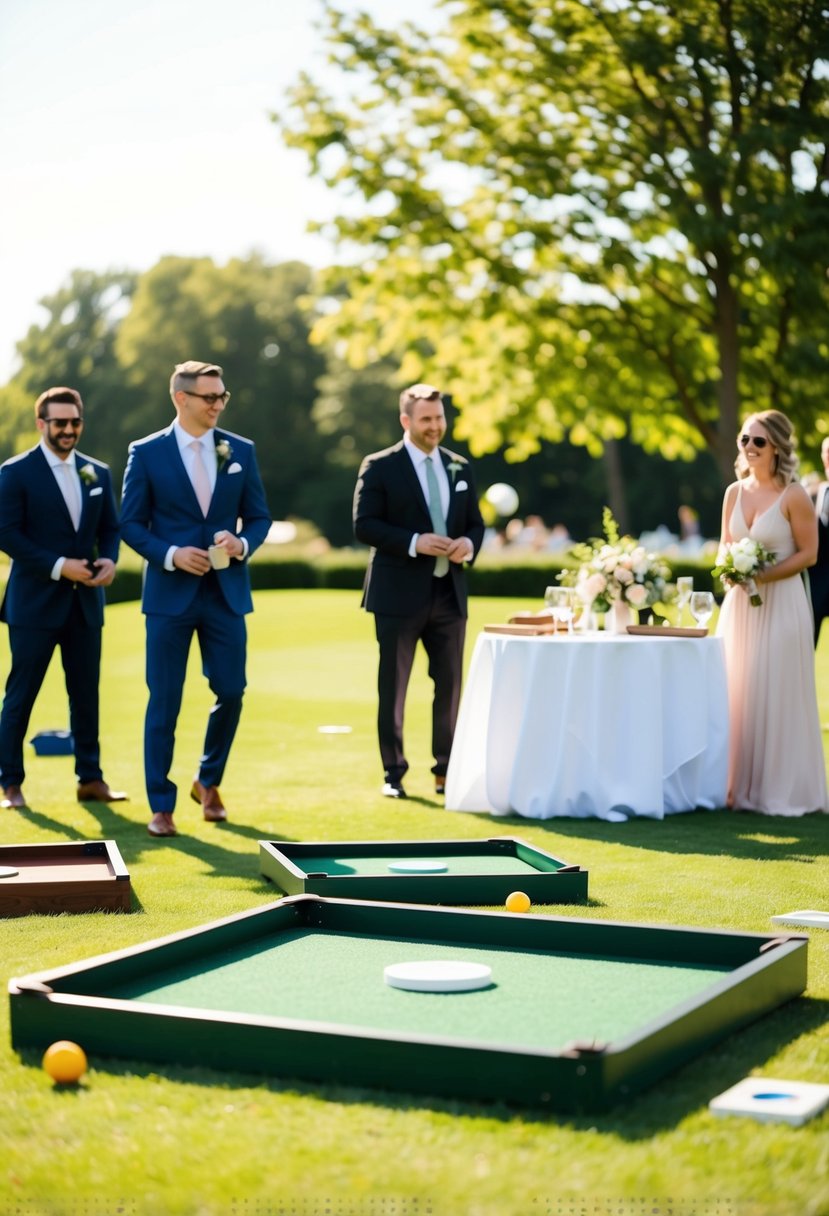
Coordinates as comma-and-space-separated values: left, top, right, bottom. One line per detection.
625, 583, 648, 607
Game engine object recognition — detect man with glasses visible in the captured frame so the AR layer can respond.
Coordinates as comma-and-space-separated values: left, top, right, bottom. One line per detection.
120, 360, 271, 838
0, 386, 125, 809
354, 382, 484, 799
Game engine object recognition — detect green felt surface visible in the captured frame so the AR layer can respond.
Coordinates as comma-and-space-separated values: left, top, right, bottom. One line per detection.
294, 854, 548, 877
109, 930, 729, 1050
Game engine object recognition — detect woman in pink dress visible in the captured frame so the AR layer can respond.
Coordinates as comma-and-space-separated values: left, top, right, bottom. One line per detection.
716, 410, 827, 815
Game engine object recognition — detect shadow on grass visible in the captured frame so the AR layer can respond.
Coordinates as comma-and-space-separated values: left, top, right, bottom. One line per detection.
452, 806, 829, 862
16, 993, 827, 1135
12, 798, 300, 897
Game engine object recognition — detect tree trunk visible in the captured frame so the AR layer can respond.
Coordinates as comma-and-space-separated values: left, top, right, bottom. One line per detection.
602, 438, 629, 533
712, 273, 741, 486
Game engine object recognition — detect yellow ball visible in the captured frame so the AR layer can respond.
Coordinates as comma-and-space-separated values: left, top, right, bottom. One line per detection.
505, 890, 531, 913
42, 1040, 87, 1084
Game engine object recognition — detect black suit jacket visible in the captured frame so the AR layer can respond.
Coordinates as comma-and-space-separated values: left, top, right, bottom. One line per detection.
353, 442, 485, 618
0, 446, 119, 629
810, 482, 829, 630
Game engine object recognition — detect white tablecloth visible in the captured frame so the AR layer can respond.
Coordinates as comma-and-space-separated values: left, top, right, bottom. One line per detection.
445, 632, 728, 820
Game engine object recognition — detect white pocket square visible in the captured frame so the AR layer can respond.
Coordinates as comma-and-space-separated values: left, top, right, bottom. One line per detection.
227, 462, 242, 474
454, 480, 468, 492
89, 487, 103, 496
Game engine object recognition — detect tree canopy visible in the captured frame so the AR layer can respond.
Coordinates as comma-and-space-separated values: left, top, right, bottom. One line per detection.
280, 0, 829, 481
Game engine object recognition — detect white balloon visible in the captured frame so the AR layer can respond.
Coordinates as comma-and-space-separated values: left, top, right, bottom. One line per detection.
485, 482, 519, 516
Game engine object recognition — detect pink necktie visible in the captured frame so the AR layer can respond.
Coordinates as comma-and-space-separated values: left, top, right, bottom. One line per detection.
190, 441, 211, 516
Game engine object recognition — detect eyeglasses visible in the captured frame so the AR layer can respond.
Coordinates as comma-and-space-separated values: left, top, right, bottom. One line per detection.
183, 390, 231, 406
739, 434, 768, 449
44, 418, 82, 429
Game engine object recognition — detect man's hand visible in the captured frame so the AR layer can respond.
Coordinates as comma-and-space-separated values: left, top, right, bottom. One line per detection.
446, 537, 474, 564
173, 546, 211, 575
61, 558, 95, 584
87, 558, 116, 587
211, 530, 244, 559
415, 532, 452, 557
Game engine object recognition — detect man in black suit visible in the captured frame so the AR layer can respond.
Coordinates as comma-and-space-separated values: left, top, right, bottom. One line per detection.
810, 436, 829, 646
0, 386, 125, 809
353, 382, 485, 798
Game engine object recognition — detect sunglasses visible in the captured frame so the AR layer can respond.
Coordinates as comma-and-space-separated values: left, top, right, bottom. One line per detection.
183, 390, 231, 406
44, 418, 82, 429
739, 434, 769, 449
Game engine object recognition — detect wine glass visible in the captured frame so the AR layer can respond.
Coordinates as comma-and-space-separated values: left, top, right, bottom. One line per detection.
544, 586, 575, 634
689, 591, 715, 631
676, 576, 693, 625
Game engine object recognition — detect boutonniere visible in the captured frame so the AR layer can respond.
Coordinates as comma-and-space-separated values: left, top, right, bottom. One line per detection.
215, 438, 233, 472
447, 460, 464, 484
78, 463, 98, 486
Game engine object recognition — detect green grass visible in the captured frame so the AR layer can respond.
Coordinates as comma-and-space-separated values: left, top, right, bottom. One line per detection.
1, 590, 827, 1216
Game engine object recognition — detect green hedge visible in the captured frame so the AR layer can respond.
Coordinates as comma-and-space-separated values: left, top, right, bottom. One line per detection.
103, 551, 721, 604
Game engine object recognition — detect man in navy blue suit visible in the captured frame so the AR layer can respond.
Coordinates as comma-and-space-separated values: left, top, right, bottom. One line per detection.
120, 360, 271, 838
0, 386, 125, 809
354, 383, 485, 799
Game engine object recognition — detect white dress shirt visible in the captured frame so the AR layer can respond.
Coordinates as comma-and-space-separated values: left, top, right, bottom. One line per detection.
40, 439, 82, 580
165, 422, 247, 569
404, 434, 452, 559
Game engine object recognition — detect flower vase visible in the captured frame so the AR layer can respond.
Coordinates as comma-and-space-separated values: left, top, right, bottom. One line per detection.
607, 600, 635, 635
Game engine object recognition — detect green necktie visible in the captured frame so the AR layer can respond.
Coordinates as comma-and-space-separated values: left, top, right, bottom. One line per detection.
425, 455, 449, 577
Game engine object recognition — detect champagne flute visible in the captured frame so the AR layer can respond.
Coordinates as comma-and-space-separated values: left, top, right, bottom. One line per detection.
545, 586, 575, 634
689, 590, 715, 631
676, 576, 693, 626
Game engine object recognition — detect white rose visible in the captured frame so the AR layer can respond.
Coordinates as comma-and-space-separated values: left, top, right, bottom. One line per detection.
615, 566, 633, 585
625, 583, 648, 607
732, 551, 755, 574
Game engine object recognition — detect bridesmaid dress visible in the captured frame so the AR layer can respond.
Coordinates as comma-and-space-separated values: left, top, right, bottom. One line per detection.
716, 484, 828, 815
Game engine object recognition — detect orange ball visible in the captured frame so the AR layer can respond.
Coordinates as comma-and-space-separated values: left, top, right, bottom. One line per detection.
42, 1040, 87, 1084
505, 890, 531, 913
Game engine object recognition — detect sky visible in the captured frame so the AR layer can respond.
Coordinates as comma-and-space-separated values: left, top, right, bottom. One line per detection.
0, 0, 435, 384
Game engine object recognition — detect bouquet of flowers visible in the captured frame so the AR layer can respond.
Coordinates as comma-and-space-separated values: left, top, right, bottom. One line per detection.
712, 538, 775, 606
559, 508, 671, 613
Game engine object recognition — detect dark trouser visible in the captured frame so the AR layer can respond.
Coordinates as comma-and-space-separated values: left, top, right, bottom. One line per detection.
144, 577, 247, 813
0, 597, 103, 788
374, 577, 466, 784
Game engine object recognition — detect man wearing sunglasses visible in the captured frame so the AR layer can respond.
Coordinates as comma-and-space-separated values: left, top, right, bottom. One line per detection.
120, 360, 271, 838
0, 386, 125, 810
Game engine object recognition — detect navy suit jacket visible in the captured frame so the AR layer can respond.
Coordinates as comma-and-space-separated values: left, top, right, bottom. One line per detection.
0, 446, 119, 629
120, 425, 271, 617
353, 442, 485, 618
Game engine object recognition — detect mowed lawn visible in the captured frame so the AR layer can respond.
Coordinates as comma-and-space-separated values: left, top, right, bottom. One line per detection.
1, 589, 827, 1216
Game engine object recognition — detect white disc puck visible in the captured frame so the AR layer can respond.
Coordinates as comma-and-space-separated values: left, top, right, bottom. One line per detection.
384, 961, 492, 992
388, 859, 448, 874
0, 866, 19, 878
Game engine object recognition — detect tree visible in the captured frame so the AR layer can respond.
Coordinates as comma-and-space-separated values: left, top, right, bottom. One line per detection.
0, 270, 137, 464
280, 0, 829, 482
114, 255, 328, 517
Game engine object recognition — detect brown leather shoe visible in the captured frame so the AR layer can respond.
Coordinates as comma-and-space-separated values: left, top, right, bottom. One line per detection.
147, 813, 177, 838
1, 785, 26, 809
77, 780, 128, 803
190, 779, 227, 821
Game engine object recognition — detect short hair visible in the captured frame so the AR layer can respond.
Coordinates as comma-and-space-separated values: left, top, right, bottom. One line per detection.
736, 410, 799, 486
169, 360, 224, 401
399, 382, 442, 415
34, 386, 83, 421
